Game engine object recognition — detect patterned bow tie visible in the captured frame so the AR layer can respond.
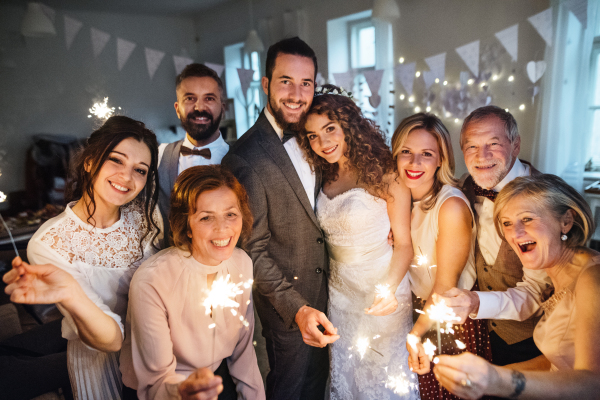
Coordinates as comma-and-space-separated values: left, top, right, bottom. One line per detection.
282, 130, 296, 144
473, 181, 498, 202
180, 146, 211, 159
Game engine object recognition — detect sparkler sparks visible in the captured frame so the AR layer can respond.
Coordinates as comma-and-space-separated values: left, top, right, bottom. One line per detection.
455, 339, 466, 350
427, 299, 461, 355
351, 336, 384, 359
203, 274, 253, 317
0, 191, 18, 258
0, 191, 6, 203
422, 338, 437, 360
88, 97, 115, 120
386, 371, 418, 395
406, 333, 420, 351
416, 254, 428, 266
375, 283, 391, 298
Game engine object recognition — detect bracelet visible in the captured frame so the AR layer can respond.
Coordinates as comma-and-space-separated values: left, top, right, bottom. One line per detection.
509, 370, 526, 399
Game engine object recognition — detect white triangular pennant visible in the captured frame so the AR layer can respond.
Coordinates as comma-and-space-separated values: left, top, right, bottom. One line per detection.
145, 47, 165, 80
422, 70, 436, 90
362, 69, 384, 97
173, 55, 194, 75
528, 7, 553, 47
332, 72, 354, 92
455, 40, 480, 77
39, 3, 56, 23
316, 72, 326, 86
495, 24, 519, 62
64, 16, 83, 50
564, 0, 587, 29
237, 68, 255, 98
205, 62, 225, 77
116, 38, 136, 71
90, 27, 110, 58
395, 62, 416, 95
424, 52, 446, 81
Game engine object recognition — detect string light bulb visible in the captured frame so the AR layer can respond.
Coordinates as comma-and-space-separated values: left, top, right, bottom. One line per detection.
519, 104, 525, 111
399, 94, 405, 100
415, 71, 421, 78
508, 75, 514, 82
399, 57, 405, 63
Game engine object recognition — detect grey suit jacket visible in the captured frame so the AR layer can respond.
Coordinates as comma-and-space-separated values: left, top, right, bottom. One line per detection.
222, 112, 328, 336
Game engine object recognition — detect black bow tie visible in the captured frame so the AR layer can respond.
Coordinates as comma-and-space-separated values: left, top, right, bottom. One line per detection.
473, 182, 498, 202
180, 147, 211, 159
282, 130, 295, 144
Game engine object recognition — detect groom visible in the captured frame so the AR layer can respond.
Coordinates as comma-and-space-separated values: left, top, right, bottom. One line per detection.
222, 37, 338, 400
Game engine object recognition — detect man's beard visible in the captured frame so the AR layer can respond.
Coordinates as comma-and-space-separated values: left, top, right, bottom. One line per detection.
268, 87, 308, 132
470, 155, 512, 189
180, 109, 222, 142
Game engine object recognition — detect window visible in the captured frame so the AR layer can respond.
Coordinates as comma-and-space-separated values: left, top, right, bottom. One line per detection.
350, 20, 376, 69
224, 43, 263, 138
587, 38, 600, 170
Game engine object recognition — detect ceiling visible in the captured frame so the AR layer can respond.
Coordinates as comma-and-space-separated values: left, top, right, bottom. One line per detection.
4, 0, 237, 16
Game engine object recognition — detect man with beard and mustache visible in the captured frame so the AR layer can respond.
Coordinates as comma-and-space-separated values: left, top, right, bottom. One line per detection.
438, 105, 552, 367
222, 37, 338, 400
157, 63, 230, 248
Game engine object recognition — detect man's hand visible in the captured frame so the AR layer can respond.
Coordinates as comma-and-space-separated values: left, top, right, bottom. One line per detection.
295, 305, 339, 347
434, 289, 480, 324
179, 368, 223, 400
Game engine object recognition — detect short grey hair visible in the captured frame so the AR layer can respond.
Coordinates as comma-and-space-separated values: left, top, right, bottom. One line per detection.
460, 105, 519, 148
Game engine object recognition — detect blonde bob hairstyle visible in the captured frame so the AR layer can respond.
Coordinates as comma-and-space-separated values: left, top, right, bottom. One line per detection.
391, 113, 457, 211
169, 165, 253, 252
493, 174, 594, 248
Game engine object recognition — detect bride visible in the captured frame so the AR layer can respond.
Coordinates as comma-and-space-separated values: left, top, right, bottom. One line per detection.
298, 85, 419, 400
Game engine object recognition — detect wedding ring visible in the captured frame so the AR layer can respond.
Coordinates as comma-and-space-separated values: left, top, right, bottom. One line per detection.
460, 376, 472, 388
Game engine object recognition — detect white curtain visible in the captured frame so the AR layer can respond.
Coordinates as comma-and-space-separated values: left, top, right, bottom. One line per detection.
532, 0, 599, 191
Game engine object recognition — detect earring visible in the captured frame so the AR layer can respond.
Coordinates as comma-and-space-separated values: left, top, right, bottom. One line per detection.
561, 234, 568, 241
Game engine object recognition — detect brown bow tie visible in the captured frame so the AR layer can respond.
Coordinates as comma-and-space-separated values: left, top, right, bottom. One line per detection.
180, 146, 211, 159
473, 181, 498, 202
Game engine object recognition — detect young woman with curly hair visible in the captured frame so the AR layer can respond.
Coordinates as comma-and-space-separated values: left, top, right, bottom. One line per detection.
297, 84, 419, 400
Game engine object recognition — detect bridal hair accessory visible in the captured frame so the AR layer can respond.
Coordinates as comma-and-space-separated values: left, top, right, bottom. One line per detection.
314, 86, 353, 99
561, 234, 568, 241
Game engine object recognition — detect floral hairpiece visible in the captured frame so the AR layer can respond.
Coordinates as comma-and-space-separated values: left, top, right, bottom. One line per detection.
314, 86, 354, 99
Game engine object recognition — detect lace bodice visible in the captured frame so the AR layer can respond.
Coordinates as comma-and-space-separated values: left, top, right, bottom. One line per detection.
316, 189, 419, 400
40, 200, 158, 269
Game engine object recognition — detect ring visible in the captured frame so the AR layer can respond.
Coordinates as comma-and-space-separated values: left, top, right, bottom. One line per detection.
460, 376, 472, 388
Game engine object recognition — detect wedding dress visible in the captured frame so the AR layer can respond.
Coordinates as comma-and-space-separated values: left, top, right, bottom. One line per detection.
317, 188, 420, 400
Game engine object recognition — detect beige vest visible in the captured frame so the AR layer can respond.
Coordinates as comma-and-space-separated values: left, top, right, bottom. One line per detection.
463, 161, 542, 345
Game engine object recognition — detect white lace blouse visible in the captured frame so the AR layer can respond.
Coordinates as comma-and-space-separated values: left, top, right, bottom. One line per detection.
27, 200, 162, 341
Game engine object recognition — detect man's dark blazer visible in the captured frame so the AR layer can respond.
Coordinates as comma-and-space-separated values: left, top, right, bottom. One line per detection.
221, 112, 329, 335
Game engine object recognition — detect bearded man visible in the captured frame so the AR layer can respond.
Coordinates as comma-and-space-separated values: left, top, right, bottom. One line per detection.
157, 63, 230, 247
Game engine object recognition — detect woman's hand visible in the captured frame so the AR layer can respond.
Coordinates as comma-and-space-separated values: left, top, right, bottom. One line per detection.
3, 257, 78, 305
406, 335, 431, 375
433, 352, 498, 400
179, 368, 223, 400
365, 286, 398, 316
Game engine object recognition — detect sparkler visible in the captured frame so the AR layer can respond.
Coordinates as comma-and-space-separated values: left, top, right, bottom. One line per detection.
406, 333, 420, 352
426, 299, 461, 355
0, 191, 18, 258
375, 283, 391, 298
88, 97, 116, 120
422, 338, 437, 361
455, 339, 466, 350
386, 370, 418, 395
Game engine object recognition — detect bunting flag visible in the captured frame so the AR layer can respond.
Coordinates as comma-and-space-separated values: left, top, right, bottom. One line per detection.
526, 60, 546, 83
90, 27, 110, 58
332, 72, 354, 92
395, 62, 416, 95
363, 69, 385, 108
495, 24, 519, 62
173, 55, 194, 75
237, 68, 255, 99
424, 52, 446, 81
145, 47, 165, 80
316, 72, 326, 86
455, 40, 480, 77
564, 0, 587, 29
528, 7, 553, 47
459, 71, 470, 88
39, 3, 56, 23
117, 38, 136, 71
422, 70, 436, 90
205, 62, 225, 77
64, 15, 83, 50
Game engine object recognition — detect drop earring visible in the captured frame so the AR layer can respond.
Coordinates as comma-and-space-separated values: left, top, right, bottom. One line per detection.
561, 234, 568, 241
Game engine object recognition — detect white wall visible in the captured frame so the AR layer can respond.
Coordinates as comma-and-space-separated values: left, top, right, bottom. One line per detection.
0, 5, 197, 203
194, 0, 550, 176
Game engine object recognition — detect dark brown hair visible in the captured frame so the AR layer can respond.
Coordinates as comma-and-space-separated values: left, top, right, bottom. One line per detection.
169, 165, 253, 253
298, 84, 395, 198
265, 36, 317, 81
176, 63, 225, 100
65, 115, 160, 252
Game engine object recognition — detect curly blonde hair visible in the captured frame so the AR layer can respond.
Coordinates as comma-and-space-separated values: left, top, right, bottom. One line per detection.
297, 85, 394, 198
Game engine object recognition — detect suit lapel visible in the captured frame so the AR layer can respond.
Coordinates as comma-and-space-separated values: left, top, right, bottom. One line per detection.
168, 140, 183, 190
256, 113, 320, 228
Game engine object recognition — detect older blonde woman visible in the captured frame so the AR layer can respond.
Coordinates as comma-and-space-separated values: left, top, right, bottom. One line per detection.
434, 174, 600, 399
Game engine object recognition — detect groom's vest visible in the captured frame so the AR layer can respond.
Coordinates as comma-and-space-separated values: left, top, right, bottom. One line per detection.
462, 160, 542, 345
157, 140, 184, 248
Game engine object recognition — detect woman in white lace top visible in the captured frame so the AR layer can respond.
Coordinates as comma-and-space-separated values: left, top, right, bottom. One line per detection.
3, 116, 162, 400
434, 175, 600, 399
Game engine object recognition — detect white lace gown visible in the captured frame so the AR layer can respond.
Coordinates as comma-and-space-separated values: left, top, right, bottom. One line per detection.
27, 200, 161, 400
316, 189, 420, 400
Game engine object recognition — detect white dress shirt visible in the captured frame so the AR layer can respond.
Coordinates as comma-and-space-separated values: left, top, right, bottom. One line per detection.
473, 158, 553, 320
264, 107, 316, 210
157, 133, 230, 173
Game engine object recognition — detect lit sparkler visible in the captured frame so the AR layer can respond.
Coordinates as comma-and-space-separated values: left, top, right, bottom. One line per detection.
406, 333, 420, 351
375, 283, 391, 298
386, 370, 418, 395
427, 299, 461, 355
422, 338, 437, 361
0, 191, 18, 257
455, 339, 466, 350
352, 336, 384, 359
88, 97, 115, 120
